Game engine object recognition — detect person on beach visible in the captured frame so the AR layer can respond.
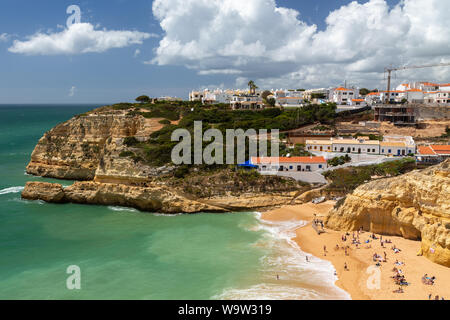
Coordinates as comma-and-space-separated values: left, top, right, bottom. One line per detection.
344, 262, 348, 271
276, 274, 279, 280
323, 245, 327, 256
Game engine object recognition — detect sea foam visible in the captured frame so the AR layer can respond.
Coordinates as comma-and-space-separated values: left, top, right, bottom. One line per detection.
0, 186, 24, 196
214, 212, 351, 300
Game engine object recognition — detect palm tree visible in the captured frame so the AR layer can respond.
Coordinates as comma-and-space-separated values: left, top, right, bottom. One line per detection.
247, 80, 258, 95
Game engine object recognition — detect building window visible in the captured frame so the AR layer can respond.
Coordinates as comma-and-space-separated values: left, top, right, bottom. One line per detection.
289, 166, 293, 170
319, 165, 323, 169
388, 149, 392, 153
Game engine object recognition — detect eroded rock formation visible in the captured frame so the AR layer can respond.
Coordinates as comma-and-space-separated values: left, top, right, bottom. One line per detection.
326, 160, 450, 267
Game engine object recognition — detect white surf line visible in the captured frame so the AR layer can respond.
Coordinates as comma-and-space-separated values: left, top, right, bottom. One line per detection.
0, 186, 24, 195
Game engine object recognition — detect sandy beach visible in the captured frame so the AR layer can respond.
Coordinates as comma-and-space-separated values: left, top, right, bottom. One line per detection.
262, 201, 450, 300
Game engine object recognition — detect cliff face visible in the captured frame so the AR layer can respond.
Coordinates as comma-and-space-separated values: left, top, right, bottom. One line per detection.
326, 160, 450, 267
24, 108, 305, 213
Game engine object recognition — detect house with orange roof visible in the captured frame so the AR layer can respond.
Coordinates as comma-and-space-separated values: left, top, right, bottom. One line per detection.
416, 145, 450, 165
250, 156, 328, 172
364, 91, 382, 105
348, 98, 367, 107
330, 87, 359, 105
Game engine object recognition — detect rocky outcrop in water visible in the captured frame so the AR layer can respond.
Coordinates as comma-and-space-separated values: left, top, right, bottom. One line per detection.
22, 181, 225, 213
326, 160, 450, 267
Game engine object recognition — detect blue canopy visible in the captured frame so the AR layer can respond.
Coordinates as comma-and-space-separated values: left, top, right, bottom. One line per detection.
237, 160, 258, 168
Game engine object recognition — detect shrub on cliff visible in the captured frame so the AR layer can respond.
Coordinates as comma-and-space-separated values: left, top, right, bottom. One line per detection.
123, 137, 139, 147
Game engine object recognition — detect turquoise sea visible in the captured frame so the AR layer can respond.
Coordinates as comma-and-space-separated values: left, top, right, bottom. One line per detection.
0, 105, 349, 300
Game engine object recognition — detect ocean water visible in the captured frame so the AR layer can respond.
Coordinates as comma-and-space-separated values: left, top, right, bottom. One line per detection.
0, 105, 349, 300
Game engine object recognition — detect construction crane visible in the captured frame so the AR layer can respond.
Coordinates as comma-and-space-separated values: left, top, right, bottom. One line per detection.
384, 62, 450, 103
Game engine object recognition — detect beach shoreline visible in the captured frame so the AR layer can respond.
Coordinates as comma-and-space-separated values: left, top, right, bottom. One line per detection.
261, 201, 450, 300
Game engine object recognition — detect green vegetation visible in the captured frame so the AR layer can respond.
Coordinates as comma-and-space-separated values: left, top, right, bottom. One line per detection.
159, 119, 171, 125
115, 100, 338, 166
261, 90, 272, 101
248, 80, 258, 94
323, 158, 416, 193
136, 95, 151, 103
280, 144, 313, 157
327, 154, 351, 167
119, 151, 135, 158
123, 137, 139, 147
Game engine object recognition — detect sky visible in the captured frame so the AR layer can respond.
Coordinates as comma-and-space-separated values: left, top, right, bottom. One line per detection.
0, 0, 449, 103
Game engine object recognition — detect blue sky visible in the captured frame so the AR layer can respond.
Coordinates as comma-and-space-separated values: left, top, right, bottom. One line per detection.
0, 0, 449, 104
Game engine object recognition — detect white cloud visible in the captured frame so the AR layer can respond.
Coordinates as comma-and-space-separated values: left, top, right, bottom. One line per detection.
8, 23, 156, 55
134, 49, 141, 57
69, 86, 76, 97
150, 0, 450, 89
0, 33, 10, 42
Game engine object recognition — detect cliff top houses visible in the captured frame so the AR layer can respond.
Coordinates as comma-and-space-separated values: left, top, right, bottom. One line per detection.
188, 80, 450, 110
306, 135, 416, 156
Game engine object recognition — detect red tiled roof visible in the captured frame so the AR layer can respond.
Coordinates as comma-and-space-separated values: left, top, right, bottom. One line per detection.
251, 156, 327, 164
352, 99, 365, 102
431, 145, 450, 154
418, 145, 450, 155
417, 146, 435, 155
335, 87, 352, 91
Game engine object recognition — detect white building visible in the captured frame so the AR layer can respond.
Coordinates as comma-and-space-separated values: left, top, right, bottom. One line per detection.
230, 95, 264, 110
348, 98, 367, 107
189, 91, 205, 102
306, 135, 415, 156
251, 156, 328, 172
202, 91, 233, 104
329, 87, 359, 104
365, 92, 382, 105
277, 96, 304, 108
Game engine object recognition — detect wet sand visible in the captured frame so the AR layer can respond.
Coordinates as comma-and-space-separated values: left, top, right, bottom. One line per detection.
262, 201, 450, 300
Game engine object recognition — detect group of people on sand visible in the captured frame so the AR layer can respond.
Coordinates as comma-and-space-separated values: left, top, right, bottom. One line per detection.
428, 294, 445, 300
422, 274, 436, 285
313, 221, 446, 300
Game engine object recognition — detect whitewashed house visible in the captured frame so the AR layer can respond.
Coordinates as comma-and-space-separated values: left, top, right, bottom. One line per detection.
251, 156, 328, 172
329, 87, 359, 104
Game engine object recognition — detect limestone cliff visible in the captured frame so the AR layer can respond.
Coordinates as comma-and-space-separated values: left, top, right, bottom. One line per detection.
326, 160, 450, 267
26, 109, 162, 181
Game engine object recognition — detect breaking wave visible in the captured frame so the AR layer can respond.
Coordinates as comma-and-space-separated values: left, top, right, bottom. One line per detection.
213, 212, 351, 300
0, 186, 24, 196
